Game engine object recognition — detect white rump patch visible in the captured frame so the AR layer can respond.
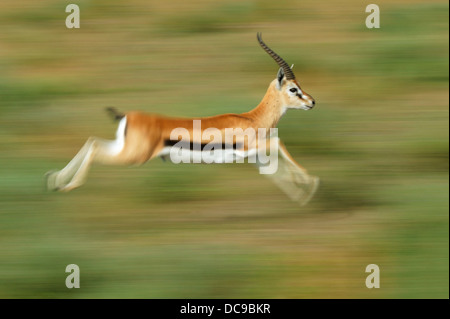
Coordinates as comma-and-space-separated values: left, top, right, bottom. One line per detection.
106, 116, 126, 156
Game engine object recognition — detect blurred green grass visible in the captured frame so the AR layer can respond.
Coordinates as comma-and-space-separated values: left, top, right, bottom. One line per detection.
0, 0, 448, 298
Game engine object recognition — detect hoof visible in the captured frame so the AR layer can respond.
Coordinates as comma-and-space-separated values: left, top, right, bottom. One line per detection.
45, 170, 60, 192
299, 176, 320, 206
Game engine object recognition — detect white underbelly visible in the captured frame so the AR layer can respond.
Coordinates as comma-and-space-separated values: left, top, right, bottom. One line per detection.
158, 146, 257, 164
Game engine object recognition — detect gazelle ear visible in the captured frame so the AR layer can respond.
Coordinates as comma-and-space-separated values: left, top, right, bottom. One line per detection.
276, 67, 285, 90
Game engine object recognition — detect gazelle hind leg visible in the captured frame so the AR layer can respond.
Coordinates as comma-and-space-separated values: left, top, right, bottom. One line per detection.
46, 138, 94, 191
58, 138, 121, 192
46, 117, 128, 192
46, 137, 124, 192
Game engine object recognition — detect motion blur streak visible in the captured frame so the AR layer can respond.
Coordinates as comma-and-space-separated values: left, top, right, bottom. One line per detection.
0, 0, 448, 298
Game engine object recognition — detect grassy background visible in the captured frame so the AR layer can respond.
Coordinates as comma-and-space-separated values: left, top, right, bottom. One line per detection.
0, 0, 448, 298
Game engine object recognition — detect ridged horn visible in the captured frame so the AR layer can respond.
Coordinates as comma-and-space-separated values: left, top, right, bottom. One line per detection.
257, 32, 295, 80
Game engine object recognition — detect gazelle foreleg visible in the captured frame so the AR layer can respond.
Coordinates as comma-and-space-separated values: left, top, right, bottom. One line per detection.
256, 138, 319, 206
278, 139, 319, 205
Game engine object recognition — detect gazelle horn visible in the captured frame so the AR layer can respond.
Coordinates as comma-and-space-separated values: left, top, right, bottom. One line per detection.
257, 32, 296, 80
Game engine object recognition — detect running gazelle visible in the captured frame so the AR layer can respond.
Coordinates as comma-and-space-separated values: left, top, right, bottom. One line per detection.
46, 33, 319, 205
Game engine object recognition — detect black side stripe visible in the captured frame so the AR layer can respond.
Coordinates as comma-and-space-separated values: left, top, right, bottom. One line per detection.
164, 139, 238, 151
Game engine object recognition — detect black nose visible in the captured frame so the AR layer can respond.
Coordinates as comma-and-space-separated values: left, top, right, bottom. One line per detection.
312, 100, 316, 106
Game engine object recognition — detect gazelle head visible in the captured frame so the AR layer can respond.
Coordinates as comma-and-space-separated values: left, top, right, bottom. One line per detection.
257, 33, 315, 111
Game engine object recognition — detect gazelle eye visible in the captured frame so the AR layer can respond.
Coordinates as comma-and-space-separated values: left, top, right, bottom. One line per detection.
289, 88, 297, 93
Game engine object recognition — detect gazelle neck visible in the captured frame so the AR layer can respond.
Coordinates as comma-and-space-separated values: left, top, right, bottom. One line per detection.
245, 80, 285, 129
